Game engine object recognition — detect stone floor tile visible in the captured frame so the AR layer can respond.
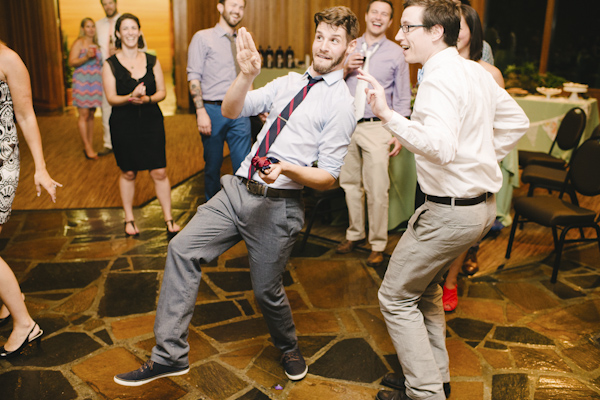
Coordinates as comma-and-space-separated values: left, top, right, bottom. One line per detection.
1, 237, 69, 260
220, 344, 264, 369
292, 259, 379, 309
541, 279, 586, 300
72, 347, 187, 399
562, 342, 600, 371
355, 308, 395, 353
246, 346, 287, 390
493, 326, 553, 345
83, 318, 105, 331
456, 298, 505, 324
528, 299, 600, 342
236, 388, 271, 400
534, 376, 600, 399
60, 239, 134, 260
449, 381, 484, 400
246, 365, 284, 394
131, 256, 167, 270
506, 304, 527, 324
511, 347, 571, 372
338, 310, 362, 333
446, 317, 494, 341
447, 339, 483, 377
191, 300, 243, 326
492, 373, 530, 399
485, 341, 508, 350
207, 271, 259, 293
563, 243, 600, 268
309, 338, 387, 383
20, 261, 107, 292
495, 264, 549, 281
566, 274, 600, 290
54, 285, 98, 315
294, 311, 340, 334
98, 271, 158, 317
112, 314, 155, 340
202, 317, 270, 343
237, 298, 256, 316
197, 278, 219, 302
298, 335, 336, 358
291, 239, 332, 258
287, 376, 379, 400
496, 282, 560, 313
478, 347, 513, 369
94, 329, 113, 345
124, 237, 169, 256
8, 332, 102, 368
185, 360, 248, 399
21, 211, 64, 233
31, 314, 69, 337
1, 260, 30, 281
285, 289, 308, 311
225, 255, 250, 269
0, 370, 78, 400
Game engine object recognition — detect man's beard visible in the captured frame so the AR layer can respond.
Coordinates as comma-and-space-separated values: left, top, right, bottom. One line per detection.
312, 51, 345, 75
223, 10, 241, 28
106, 9, 118, 18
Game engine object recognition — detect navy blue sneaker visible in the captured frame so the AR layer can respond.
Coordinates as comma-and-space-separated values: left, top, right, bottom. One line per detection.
114, 360, 189, 386
281, 349, 308, 380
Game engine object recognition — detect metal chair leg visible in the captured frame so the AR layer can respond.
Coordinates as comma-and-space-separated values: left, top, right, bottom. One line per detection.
506, 213, 520, 258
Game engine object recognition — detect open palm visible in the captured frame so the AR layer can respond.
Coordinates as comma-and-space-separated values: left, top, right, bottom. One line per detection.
236, 27, 261, 77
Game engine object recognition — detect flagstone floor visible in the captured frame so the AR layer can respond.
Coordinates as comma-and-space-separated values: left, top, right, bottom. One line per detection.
1, 171, 600, 400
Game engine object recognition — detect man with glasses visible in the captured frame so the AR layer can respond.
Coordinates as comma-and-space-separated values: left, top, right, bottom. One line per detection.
359, 0, 528, 399
336, 0, 411, 267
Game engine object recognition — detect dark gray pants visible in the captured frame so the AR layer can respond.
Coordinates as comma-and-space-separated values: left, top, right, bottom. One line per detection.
151, 175, 304, 368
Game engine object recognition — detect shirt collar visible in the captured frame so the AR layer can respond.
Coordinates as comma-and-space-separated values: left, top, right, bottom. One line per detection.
422, 47, 458, 77
214, 23, 236, 37
304, 68, 344, 86
359, 34, 387, 49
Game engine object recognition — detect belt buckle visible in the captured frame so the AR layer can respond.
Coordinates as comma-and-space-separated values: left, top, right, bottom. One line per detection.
246, 179, 265, 197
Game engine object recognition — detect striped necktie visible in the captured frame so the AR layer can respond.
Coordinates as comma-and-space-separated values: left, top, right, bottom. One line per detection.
248, 75, 321, 179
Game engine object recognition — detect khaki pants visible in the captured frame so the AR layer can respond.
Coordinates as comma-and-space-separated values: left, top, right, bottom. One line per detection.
339, 121, 391, 252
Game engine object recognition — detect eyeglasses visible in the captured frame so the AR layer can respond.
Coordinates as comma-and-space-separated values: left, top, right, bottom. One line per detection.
400, 25, 427, 33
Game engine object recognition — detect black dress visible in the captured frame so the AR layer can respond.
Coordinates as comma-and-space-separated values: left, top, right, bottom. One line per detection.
106, 53, 166, 171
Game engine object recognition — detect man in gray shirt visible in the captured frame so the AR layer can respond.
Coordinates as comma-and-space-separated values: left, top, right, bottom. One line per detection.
187, 0, 251, 200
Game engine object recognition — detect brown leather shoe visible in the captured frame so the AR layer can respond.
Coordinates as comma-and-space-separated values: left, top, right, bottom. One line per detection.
335, 239, 364, 254
366, 251, 384, 267
461, 246, 479, 276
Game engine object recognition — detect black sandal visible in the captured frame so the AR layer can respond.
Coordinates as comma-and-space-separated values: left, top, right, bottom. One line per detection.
165, 220, 179, 240
124, 220, 139, 237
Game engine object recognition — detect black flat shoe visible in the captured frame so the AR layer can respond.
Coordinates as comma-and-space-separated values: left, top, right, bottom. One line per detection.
0, 323, 43, 359
0, 314, 11, 328
165, 220, 179, 240
124, 221, 140, 237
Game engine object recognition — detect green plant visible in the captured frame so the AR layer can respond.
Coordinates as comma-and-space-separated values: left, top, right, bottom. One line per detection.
504, 62, 566, 93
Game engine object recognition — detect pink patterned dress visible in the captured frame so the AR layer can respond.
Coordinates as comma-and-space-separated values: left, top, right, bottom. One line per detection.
72, 47, 103, 108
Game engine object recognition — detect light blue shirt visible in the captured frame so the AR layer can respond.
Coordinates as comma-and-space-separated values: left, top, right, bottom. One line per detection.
237, 68, 356, 189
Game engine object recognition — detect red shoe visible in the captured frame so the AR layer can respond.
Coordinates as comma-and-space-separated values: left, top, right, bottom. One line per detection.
443, 286, 458, 312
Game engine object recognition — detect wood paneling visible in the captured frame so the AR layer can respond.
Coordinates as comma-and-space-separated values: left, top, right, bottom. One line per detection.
58, 0, 173, 72
1, 0, 64, 110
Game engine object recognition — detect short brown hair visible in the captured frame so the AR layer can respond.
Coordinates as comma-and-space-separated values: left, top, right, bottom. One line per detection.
314, 6, 359, 42
367, 0, 394, 19
403, 0, 461, 47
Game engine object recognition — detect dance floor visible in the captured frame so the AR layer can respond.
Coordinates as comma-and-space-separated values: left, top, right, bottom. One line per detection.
1, 160, 600, 399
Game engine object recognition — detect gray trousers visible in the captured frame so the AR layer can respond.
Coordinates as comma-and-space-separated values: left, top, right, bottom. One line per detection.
379, 197, 496, 400
151, 175, 304, 368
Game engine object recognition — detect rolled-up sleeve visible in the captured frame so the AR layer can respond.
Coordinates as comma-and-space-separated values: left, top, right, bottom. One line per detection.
187, 32, 205, 82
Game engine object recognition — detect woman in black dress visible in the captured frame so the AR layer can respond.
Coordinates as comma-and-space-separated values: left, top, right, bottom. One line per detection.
102, 13, 180, 237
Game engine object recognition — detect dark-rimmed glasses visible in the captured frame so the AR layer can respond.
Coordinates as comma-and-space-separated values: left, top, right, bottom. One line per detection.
400, 25, 427, 33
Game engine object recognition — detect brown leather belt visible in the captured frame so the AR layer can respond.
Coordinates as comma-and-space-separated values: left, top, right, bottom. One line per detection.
203, 100, 222, 105
426, 192, 493, 206
239, 177, 302, 199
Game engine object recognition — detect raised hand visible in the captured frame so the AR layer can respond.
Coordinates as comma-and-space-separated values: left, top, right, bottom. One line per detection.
236, 27, 262, 78
357, 68, 394, 123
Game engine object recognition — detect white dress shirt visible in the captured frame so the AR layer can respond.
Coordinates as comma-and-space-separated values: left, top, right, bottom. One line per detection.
96, 14, 121, 63
384, 47, 529, 198
237, 68, 356, 189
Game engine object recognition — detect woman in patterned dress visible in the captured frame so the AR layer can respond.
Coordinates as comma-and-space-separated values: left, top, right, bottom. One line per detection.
69, 18, 103, 159
0, 41, 61, 358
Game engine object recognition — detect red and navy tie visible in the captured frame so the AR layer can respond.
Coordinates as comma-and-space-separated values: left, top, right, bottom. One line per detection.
248, 75, 321, 179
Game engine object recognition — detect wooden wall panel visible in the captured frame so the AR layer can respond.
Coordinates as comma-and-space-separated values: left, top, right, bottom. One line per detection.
58, 0, 173, 72
2, 0, 64, 110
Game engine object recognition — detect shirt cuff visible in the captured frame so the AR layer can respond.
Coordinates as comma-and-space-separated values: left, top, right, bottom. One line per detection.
383, 112, 410, 138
